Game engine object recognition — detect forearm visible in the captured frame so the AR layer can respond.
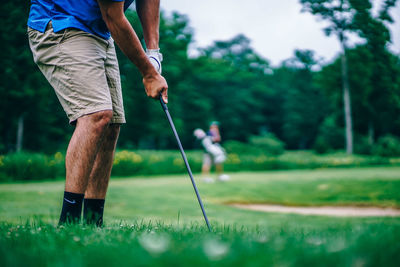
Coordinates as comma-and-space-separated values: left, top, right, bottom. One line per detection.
98, 0, 168, 102
136, 0, 160, 49
102, 11, 156, 77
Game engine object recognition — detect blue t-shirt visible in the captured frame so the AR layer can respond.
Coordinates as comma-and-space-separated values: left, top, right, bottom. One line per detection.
28, 0, 135, 39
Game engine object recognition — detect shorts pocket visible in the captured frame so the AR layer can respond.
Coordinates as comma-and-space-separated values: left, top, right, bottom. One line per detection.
27, 27, 39, 40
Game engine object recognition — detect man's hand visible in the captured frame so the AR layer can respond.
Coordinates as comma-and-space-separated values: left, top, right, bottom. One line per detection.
143, 73, 168, 103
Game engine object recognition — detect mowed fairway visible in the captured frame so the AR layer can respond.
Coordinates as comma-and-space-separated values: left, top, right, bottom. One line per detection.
1, 167, 400, 266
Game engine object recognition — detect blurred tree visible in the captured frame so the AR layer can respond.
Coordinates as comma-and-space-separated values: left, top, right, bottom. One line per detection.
280, 50, 329, 149
0, 0, 71, 153
195, 35, 271, 142
201, 34, 270, 74
316, 45, 400, 153
300, 0, 355, 154
314, 0, 400, 153
350, 0, 400, 142
2, 1, 399, 154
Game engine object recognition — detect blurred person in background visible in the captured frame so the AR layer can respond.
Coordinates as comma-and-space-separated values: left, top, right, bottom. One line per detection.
208, 121, 221, 143
194, 125, 230, 183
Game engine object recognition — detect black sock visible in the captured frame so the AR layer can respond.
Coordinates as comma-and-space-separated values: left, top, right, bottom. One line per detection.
83, 198, 105, 227
58, 191, 84, 225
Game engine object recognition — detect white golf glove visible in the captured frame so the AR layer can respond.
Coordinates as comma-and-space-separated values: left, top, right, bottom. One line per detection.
146, 48, 163, 74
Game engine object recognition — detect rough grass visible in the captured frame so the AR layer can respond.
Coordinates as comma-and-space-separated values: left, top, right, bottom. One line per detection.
1, 221, 400, 266
1, 167, 400, 266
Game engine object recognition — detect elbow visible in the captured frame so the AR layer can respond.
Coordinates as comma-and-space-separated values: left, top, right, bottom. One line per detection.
101, 9, 125, 30
102, 14, 116, 28
98, 0, 126, 29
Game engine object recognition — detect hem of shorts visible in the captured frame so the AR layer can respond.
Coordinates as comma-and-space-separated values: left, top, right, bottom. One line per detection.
68, 106, 125, 124
110, 116, 126, 124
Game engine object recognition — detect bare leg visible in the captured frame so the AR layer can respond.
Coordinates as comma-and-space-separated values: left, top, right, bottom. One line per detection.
85, 124, 120, 199
215, 163, 223, 176
216, 163, 229, 181
202, 162, 211, 176
59, 110, 113, 225
65, 110, 113, 194
202, 153, 212, 176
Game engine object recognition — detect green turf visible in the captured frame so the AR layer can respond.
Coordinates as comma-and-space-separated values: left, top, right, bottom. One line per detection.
1, 167, 400, 266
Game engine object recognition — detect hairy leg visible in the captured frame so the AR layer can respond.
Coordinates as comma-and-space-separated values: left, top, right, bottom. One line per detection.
64, 110, 113, 194
85, 124, 120, 199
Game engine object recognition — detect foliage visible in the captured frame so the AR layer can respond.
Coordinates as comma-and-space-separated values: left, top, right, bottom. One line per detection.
1, 150, 400, 182
0, 1, 399, 156
299, 0, 355, 38
249, 134, 285, 155
279, 50, 330, 149
223, 141, 263, 155
299, 0, 400, 154
372, 135, 400, 157
313, 116, 345, 154
223, 133, 284, 156
353, 135, 373, 155
0, 0, 72, 154
0, 152, 64, 182
111, 150, 202, 176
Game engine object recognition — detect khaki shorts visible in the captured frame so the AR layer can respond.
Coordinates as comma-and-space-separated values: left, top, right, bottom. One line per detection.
203, 151, 226, 166
28, 22, 125, 124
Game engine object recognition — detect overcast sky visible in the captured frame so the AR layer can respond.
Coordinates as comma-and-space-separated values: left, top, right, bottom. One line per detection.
160, 0, 400, 66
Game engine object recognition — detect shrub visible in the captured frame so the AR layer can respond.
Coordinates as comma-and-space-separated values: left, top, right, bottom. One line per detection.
372, 135, 400, 157
223, 140, 263, 155
354, 136, 373, 155
224, 134, 284, 156
313, 116, 344, 154
313, 136, 330, 154
0, 152, 64, 181
0, 150, 399, 182
248, 134, 285, 155
112, 150, 144, 176
111, 150, 203, 176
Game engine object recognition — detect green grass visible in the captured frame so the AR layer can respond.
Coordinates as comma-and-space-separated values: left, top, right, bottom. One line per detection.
1, 167, 400, 266
2, 222, 400, 267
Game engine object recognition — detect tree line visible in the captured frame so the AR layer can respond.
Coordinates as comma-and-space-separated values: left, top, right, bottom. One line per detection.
0, 0, 399, 154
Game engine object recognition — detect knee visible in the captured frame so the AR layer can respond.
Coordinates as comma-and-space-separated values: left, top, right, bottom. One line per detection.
86, 110, 113, 134
94, 110, 113, 124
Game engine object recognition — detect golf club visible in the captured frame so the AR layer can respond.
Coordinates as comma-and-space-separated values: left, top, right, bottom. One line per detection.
159, 94, 212, 232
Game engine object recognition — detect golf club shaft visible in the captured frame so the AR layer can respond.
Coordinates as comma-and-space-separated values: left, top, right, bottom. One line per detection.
159, 95, 211, 231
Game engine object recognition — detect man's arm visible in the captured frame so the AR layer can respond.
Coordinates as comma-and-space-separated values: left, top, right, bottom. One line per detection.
136, 0, 160, 50
136, 0, 163, 74
97, 0, 168, 102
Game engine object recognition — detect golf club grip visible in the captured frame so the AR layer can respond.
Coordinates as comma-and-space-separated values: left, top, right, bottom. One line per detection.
159, 94, 168, 111
159, 95, 212, 231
